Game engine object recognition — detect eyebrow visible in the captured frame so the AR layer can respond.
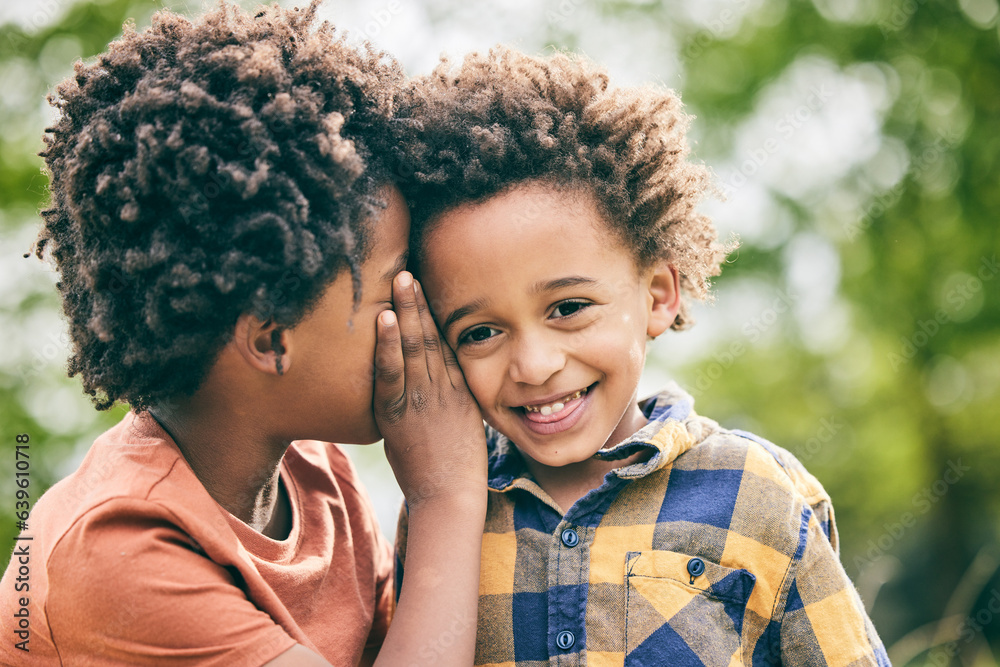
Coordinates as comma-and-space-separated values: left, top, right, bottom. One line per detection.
442, 299, 487, 336
380, 252, 409, 283
531, 276, 600, 294
441, 276, 600, 335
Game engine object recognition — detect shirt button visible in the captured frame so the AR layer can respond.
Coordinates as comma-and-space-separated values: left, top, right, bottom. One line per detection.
556, 630, 576, 650
560, 528, 579, 548
687, 557, 706, 579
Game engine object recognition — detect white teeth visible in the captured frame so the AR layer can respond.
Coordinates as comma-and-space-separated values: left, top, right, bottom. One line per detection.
523, 389, 585, 414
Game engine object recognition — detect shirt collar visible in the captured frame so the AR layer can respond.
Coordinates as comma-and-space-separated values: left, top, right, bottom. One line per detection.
486, 382, 698, 491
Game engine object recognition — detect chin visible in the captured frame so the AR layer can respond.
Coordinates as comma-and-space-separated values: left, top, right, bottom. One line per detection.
344, 427, 383, 446
315, 420, 382, 446
521, 442, 599, 469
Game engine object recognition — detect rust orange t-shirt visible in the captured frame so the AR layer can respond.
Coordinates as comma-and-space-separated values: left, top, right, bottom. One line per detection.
0, 412, 393, 666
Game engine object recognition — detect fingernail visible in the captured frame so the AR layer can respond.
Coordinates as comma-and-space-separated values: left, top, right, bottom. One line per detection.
380, 310, 396, 326
398, 272, 412, 288
413, 280, 421, 294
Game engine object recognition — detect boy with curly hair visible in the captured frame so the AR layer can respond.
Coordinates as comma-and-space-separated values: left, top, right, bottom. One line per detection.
394, 47, 889, 665
0, 3, 487, 665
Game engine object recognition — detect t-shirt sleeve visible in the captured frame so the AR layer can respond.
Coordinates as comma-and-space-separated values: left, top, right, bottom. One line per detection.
329, 443, 395, 654
44, 498, 296, 666
364, 518, 395, 652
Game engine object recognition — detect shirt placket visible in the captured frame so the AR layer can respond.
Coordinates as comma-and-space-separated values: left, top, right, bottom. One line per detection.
498, 445, 664, 664
547, 511, 590, 665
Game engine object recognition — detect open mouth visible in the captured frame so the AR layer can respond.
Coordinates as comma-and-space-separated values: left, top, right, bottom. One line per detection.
514, 384, 595, 432
522, 387, 589, 416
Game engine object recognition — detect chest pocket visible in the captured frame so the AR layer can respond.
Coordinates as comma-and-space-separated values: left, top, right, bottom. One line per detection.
624, 551, 756, 666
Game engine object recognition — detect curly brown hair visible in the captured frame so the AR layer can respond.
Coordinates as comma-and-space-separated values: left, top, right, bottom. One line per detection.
35, 1, 403, 410
398, 47, 731, 330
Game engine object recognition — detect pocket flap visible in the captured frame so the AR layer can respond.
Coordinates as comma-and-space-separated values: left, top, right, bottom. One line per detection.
626, 550, 755, 604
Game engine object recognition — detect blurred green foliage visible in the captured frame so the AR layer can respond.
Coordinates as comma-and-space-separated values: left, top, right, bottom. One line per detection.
1, 0, 997, 663
613, 0, 1000, 662
0, 0, 142, 550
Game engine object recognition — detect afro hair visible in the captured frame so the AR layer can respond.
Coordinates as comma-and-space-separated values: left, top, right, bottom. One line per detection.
36, 0, 404, 410
397, 46, 732, 330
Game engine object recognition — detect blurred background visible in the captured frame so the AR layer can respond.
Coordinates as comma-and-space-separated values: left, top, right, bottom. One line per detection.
1, 0, 997, 662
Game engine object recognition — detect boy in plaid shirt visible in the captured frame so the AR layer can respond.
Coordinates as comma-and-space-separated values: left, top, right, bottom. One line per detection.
393, 47, 889, 665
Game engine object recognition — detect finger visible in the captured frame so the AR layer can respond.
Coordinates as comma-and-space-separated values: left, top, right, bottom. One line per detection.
411, 278, 466, 391
373, 309, 406, 423
394, 272, 433, 385
412, 280, 445, 382
438, 329, 468, 391
393, 272, 430, 384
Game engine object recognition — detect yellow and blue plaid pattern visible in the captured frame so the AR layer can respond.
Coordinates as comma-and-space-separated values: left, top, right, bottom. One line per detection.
396, 384, 888, 666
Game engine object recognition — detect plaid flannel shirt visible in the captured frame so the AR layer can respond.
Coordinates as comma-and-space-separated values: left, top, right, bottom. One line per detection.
395, 384, 889, 666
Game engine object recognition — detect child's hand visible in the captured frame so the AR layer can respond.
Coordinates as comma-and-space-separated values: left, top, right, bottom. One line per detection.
373, 271, 488, 507
372, 275, 486, 662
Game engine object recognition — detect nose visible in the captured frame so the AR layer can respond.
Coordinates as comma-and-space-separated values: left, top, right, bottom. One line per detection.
507, 329, 566, 385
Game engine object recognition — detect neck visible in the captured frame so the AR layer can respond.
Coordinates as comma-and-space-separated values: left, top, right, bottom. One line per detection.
526, 400, 652, 513
527, 448, 652, 514
149, 395, 292, 539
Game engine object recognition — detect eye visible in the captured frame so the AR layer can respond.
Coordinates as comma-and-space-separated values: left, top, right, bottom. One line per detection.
550, 300, 591, 318
457, 325, 501, 346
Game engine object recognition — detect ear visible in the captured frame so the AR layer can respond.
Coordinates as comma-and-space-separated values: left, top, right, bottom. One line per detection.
232, 314, 292, 376
645, 264, 681, 338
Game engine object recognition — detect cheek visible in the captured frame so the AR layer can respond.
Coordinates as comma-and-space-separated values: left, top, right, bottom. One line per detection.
585, 325, 646, 374
345, 321, 380, 395
460, 357, 502, 408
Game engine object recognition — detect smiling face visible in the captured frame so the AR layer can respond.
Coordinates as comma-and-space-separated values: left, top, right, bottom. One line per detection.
419, 182, 680, 473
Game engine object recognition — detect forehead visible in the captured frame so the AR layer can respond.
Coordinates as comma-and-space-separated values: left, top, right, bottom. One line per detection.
420, 183, 638, 299
366, 186, 410, 264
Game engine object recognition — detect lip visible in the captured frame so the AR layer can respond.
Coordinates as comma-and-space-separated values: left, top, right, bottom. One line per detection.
514, 383, 595, 436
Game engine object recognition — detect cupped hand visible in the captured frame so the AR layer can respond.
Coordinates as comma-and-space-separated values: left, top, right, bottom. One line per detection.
373, 271, 488, 507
